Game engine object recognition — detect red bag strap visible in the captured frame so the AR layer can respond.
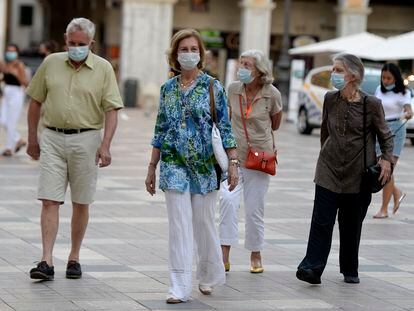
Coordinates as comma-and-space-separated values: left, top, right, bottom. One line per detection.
239, 95, 251, 147
238, 94, 276, 152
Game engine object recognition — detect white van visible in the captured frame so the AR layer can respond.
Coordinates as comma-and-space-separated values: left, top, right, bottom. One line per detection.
297, 66, 381, 135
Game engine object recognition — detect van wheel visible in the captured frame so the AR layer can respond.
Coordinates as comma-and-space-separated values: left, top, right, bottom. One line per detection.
411, 138, 414, 145
298, 108, 313, 135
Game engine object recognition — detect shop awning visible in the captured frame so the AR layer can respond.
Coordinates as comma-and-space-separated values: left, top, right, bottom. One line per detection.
349, 31, 414, 60
288, 32, 386, 56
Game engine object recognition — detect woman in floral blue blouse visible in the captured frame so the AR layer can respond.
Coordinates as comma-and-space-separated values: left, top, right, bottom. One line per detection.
145, 29, 239, 304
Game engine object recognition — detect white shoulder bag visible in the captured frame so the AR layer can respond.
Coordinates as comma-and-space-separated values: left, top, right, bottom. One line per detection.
209, 79, 228, 172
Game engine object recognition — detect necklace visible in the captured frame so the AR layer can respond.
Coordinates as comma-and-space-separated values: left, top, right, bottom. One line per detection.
341, 89, 359, 102
179, 76, 196, 88
336, 101, 351, 137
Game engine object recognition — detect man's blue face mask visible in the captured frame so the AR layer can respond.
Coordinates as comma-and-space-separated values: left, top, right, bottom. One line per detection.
68, 46, 90, 62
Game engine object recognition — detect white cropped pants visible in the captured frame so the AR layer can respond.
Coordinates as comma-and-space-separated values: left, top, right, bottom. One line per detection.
219, 167, 270, 251
165, 190, 225, 301
0, 85, 25, 150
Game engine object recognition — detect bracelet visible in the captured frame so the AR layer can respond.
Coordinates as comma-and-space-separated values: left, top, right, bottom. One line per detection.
229, 158, 240, 167
148, 162, 157, 168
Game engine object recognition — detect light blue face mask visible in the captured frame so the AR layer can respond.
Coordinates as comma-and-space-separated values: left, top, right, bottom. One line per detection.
5, 51, 18, 62
331, 73, 346, 90
237, 68, 254, 84
68, 46, 90, 62
385, 84, 395, 91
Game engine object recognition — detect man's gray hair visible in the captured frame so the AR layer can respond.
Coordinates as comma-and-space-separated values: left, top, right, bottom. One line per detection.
66, 18, 95, 40
240, 49, 274, 85
332, 53, 365, 85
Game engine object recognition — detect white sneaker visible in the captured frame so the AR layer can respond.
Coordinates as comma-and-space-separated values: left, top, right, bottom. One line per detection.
199, 284, 213, 295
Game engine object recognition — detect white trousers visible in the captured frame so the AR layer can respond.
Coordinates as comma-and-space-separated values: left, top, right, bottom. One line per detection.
165, 190, 225, 301
219, 167, 270, 251
0, 85, 25, 150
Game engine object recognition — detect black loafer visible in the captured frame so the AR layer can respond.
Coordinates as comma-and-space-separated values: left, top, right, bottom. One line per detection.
30, 261, 54, 280
66, 260, 82, 279
296, 268, 321, 284
344, 275, 360, 283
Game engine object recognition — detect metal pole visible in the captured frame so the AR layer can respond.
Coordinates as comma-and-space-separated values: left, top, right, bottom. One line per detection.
276, 0, 291, 112
0, 0, 8, 58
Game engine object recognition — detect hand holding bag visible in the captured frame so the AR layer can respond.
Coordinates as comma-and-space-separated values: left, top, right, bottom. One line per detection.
239, 95, 277, 176
210, 79, 228, 173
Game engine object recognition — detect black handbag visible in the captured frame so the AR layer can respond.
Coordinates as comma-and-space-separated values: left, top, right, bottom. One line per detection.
362, 97, 385, 193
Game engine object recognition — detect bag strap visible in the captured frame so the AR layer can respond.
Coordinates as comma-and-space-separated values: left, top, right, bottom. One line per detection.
363, 96, 367, 170
209, 79, 217, 124
238, 94, 276, 152
239, 94, 251, 146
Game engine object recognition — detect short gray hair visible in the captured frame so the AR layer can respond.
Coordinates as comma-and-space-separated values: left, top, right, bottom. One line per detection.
66, 18, 95, 40
240, 49, 274, 84
332, 53, 364, 85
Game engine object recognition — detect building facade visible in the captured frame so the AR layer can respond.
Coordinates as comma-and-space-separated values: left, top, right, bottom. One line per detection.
1, 0, 414, 104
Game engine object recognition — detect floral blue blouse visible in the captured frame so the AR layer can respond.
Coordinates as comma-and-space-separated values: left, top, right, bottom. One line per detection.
151, 73, 236, 194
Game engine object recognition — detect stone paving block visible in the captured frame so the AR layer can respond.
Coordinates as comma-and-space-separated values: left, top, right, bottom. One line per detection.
0, 303, 14, 311
73, 300, 148, 310
56, 286, 130, 301
7, 301, 82, 311
82, 265, 137, 272
139, 299, 214, 310
2, 287, 63, 303
386, 299, 414, 309
202, 299, 274, 310
102, 278, 167, 292
262, 299, 333, 309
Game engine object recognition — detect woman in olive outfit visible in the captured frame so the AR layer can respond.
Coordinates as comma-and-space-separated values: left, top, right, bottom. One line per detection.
296, 53, 393, 285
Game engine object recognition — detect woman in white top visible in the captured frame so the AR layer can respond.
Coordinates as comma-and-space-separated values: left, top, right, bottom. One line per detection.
373, 63, 412, 218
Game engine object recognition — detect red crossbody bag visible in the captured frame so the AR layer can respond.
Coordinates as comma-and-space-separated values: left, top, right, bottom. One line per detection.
239, 95, 277, 176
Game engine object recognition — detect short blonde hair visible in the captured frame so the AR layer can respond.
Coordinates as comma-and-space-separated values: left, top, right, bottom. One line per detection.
167, 29, 206, 72
240, 50, 274, 84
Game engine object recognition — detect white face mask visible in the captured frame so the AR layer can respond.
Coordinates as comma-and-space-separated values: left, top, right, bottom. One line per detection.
178, 52, 200, 71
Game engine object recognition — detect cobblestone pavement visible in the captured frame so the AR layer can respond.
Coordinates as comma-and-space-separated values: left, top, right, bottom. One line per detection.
0, 107, 414, 311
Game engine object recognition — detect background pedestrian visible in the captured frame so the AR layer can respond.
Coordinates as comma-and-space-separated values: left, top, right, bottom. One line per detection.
373, 63, 413, 218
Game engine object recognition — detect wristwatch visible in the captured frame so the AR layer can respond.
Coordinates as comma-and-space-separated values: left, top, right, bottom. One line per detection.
229, 158, 240, 167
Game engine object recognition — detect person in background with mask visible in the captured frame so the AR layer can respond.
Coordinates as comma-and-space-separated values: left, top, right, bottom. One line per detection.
373, 63, 413, 219
296, 54, 393, 285
26, 17, 123, 281
0, 44, 28, 156
145, 28, 238, 304
39, 40, 59, 58
218, 50, 282, 274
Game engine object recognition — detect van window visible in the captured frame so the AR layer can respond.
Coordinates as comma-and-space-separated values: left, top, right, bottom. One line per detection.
311, 70, 332, 89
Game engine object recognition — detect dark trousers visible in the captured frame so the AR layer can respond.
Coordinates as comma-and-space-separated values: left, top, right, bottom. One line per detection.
298, 185, 371, 277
